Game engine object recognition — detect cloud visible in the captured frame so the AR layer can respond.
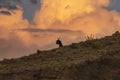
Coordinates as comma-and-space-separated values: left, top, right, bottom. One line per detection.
108, 0, 120, 12
17, 28, 83, 33
17, 0, 41, 22
0, 0, 120, 59
30, 0, 38, 4
34, 0, 120, 36
16, 28, 85, 49
0, 4, 19, 10
0, 5, 85, 59
0, 3, 20, 16
0, 11, 11, 15
0, 5, 31, 59
0, 38, 8, 52
0, 37, 33, 60
0, 8, 29, 29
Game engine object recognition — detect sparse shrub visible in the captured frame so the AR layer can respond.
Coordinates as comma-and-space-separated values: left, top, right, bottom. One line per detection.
112, 31, 120, 37
81, 34, 106, 49
86, 34, 95, 41
37, 50, 42, 54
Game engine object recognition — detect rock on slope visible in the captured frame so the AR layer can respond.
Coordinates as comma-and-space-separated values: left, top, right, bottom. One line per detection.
0, 31, 120, 80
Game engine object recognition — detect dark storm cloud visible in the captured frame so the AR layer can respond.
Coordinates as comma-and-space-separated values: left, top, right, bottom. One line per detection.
0, 0, 19, 10
0, 5, 19, 10
0, 11, 11, 15
0, 0, 41, 22
18, 0, 41, 22
30, 0, 38, 4
108, 0, 120, 12
17, 28, 83, 33
0, 5, 19, 16
7, 5, 19, 10
0, 2, 19, 16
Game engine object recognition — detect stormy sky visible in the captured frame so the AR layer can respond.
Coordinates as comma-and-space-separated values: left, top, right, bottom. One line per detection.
0, 0, 120, 59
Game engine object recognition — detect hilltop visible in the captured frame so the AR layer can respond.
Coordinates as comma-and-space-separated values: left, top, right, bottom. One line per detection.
0, 31, 120, 80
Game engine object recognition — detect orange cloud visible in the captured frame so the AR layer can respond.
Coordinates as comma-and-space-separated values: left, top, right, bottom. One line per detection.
34, 0, 120, 36
1, 0, 120, 59
0, 7, 32, 46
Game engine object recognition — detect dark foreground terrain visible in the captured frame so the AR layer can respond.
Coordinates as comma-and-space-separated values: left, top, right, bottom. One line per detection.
0, 32, 120, 80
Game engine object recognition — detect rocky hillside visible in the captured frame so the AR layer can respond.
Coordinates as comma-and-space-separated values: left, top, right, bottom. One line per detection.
0, 31, 120, 80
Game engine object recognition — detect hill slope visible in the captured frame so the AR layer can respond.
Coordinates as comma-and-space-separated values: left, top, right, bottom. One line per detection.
0, 31, 120, 80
